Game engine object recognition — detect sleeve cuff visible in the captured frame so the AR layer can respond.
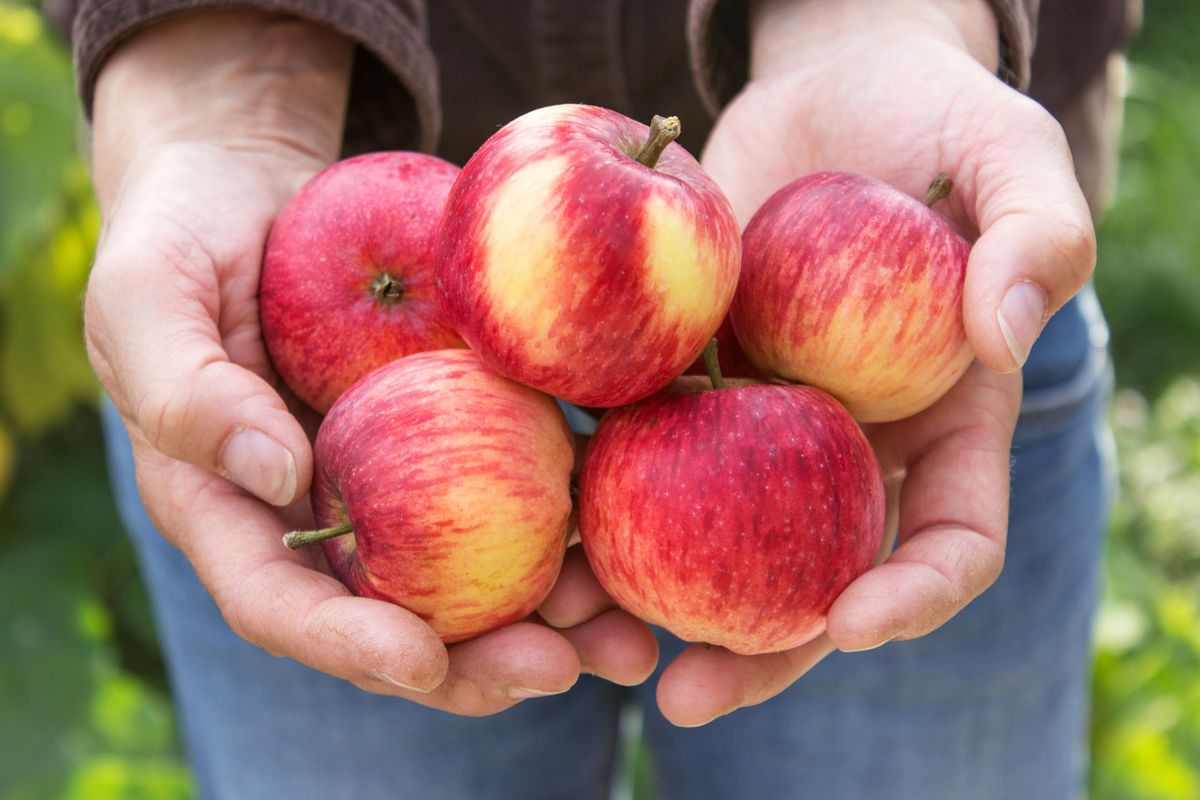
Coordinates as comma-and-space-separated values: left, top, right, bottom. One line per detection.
687, 0, 749, 118
988, 0, 1035, 91
72, 0, 440, 153
687, 0, 1036, 116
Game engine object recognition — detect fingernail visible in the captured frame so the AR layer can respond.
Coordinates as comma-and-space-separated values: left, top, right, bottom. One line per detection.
841, 639, 890, 653
673, 715, 718, 729
220, 428, 297, 506
506, 686, 569, 699
673, 706, 735, 729
369, 670, 432, 694
997, 281, 1047, 369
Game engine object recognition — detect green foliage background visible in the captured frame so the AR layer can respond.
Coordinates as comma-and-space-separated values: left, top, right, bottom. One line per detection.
0, 0, 1197, 797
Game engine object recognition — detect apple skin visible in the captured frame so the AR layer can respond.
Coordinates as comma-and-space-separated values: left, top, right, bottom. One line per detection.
579, 377, 885, 655
732, 171, 973, 423
312, 349, 574, 643
261, 152, 467, 414
436, 104, 741, 408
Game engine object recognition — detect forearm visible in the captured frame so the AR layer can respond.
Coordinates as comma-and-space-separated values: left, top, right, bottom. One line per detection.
91, 9, 352, 209
749, 0, 1000, 78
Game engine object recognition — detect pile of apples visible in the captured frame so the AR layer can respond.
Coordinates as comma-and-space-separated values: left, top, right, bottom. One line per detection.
265, 103, 972, 655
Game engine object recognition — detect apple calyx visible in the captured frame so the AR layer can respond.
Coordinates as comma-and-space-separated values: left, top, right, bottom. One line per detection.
368, 273, 405, 305
921, 172, 953, 207
282, 521, 353, 550
634, 114, 681, 168
701, 337, 725, 390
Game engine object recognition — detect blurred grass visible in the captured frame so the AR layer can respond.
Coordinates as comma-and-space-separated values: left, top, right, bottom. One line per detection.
0, 0, 1197, 798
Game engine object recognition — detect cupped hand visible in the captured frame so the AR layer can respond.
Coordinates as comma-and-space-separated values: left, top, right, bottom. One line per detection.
703, 0, 1097, 373
85, 10, 657, 716
650, 0, 1094, 725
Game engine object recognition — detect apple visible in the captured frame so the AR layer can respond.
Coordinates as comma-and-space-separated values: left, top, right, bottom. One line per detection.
732, 171, 973, 422
260, 151, 466, 413
579, 364, 885, 655
283, 349, 575, 643
436, 104, 741, 408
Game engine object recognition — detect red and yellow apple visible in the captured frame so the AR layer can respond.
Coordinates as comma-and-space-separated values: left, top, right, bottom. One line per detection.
260, 151, 466, 413
732, 171, 973, 422
285, 349, 574, 643
579, 375, 885, 655
437, 104, 741, 407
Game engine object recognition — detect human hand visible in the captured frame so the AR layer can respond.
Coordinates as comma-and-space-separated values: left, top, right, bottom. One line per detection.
647, 0, 1095, 725
85, 10, 657, 714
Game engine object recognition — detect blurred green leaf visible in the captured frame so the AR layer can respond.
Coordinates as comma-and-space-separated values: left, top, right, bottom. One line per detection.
0, 198, 99, 432
65, 756, 192, 800
1094, 726, 1199, 800
0, 4, 80, 280
1094, 0, 1200, 396
0, 414, 189, 800
1092, 378, 1200, 799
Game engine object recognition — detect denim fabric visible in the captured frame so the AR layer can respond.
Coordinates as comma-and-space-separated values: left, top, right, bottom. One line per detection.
100, 288, 1111, 800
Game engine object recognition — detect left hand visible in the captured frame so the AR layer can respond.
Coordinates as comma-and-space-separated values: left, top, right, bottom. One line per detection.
653, 0, 1093, 725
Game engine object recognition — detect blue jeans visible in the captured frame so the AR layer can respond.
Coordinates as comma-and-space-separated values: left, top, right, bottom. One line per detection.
102, 291, 1112, 800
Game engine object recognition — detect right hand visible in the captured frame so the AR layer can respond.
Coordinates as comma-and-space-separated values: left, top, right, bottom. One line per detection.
86, 10, 657, 714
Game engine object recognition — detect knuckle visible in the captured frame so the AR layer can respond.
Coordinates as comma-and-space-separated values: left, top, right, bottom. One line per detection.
1055, 215, 1098, 290
131, 358, 228, 459
1010, 97, 1071, 156
81, 254, 130, 366
218, 565, 273, 654
219, 596, 257, 649
974, 539, 1006, 597
133, 380, 190, 453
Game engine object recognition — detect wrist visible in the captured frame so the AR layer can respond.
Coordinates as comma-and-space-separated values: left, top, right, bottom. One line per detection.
93, 9, 352, 200
749, 0, 1000, 80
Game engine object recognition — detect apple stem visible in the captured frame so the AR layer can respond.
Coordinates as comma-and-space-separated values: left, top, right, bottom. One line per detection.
635, 115, 682, 168
282, 522, 353, 550
702, 338, 725, 390
922, 172, 953, 207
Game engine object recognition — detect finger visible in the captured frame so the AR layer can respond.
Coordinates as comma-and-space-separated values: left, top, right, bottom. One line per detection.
961, 98, 1097, 372
140, 441, 585, 715
134, 443, 449, 691
555, 609, 659, 686
827, 366, 1021, 651
656, 634, 836, 728
87, 237, 311, 506
538, 545, 617, 628
393, 622, 581, 716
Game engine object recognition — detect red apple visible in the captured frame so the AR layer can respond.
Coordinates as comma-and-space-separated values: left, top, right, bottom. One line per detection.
285, 349, 574, 643
579, 375, 884, 655
437, 104, 741, 407
732, 171, 973, 422
261, 152, 466, 413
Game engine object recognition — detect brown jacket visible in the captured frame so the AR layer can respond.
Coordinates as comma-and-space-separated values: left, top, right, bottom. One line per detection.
48, 0, 1137, 206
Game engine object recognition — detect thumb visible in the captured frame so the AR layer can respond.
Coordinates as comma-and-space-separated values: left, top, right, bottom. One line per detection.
86, 242, 312, 507
962, 108, 1097, 373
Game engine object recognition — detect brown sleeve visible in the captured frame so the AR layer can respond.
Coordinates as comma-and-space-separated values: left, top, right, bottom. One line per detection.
686, 0, 1039, 117
48, 0, 440, 154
